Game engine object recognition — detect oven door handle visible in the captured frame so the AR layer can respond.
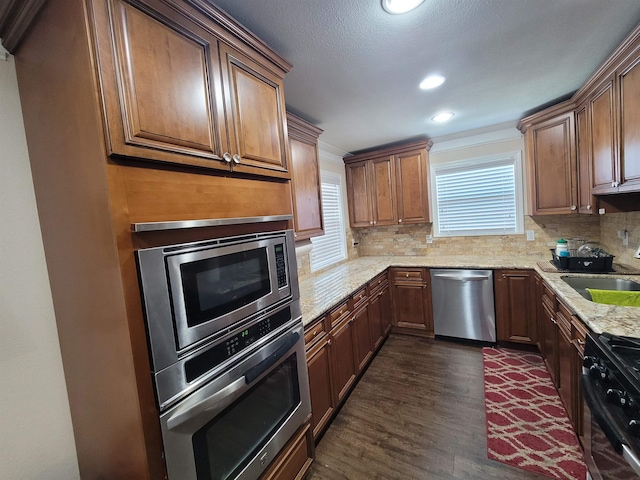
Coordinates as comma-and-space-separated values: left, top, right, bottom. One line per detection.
581, 373, 626, 453
165, 330, 301, 431
623, 445, 640, 477
166, 376, 247, 431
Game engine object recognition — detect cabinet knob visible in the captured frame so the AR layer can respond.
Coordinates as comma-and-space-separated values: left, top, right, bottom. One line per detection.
587, 204, 591, 210
313, 330, 318, 337
370, 221, 374, 225
570, 205, 577, 211
373, 221, 377, 225
612, 181, 617, 188
223, 152, 232, 163
406, 273, 409, 278
399, 219, 402, 223
232, 153, 241, 164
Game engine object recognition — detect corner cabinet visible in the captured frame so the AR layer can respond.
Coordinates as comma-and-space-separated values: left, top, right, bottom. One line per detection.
495, 269, 537, 345
287, 113, 324, 240
96, 0, 291, 178
344, 140, 432, 228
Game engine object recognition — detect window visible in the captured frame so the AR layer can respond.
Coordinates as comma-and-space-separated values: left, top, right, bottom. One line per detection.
310, 172, 347, 272
431, 152, 524, 237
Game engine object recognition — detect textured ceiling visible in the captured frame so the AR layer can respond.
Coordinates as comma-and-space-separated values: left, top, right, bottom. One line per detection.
209, 0, 640, 153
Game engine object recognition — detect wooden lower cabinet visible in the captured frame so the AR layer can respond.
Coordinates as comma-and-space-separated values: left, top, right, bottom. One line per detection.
306, 333, 334, 439
495, 269, 537, 345
260, 423, 314, 480
557, 321, 574, 422
391, 268, 433, 336
329, 315, 357, 406
352, 303, 373, 372
542, 301, 560, 388
380, 282, 392, 336
368, 287, 384, 350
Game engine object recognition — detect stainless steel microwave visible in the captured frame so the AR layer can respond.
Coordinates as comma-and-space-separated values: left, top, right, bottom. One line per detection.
136, 230, 299, 373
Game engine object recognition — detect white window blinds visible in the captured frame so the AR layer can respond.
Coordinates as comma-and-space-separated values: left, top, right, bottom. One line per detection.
432, 154, 523, 237
310, 172, 347, 272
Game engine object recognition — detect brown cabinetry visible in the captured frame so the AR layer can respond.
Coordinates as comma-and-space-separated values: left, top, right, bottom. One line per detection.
259, 423, 314, 480
344, 140, 431, 227
368, 271, 390, 350
495, 269, 537, 345
96, 0, 291, 178
541, 283, 559, 387
287, 113, 324, 240
305, 321, 334, 440
328, 310, 357, 406
351, 289, 373, 372
589, 76, 618, 194
390, 267, 433, 337
617, 52, 640, 193
576, 103, 596, 214
556, 302, 574, 422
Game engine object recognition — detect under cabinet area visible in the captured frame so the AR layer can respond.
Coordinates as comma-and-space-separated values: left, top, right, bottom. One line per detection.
344, 140, 432, 228
390, 267, 433, 337
96, 0, 291, 178
287, 113, 324, 240
259, 423, 314, 480
495, 269, 537, 345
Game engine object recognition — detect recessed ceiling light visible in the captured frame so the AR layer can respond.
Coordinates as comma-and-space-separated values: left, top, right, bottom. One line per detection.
381, 0, 425, 14
432, 112, 454, 123
420, 74, 446, 90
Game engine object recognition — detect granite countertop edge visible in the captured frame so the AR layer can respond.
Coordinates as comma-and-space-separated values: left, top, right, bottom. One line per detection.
297, 255, 640, 337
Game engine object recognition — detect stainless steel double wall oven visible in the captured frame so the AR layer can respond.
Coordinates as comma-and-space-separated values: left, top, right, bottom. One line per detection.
136, 229, 310, 480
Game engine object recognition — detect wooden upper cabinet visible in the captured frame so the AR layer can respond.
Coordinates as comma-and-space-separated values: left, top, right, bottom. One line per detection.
589, 76, 618, 194
575, 104, 595, 214
618, 53, 640, 193
525, 111, 578, 215
395, 149, 430, 223
370, 156, 397, 226
219, 44, 290, 178
95, 0, 291, 179
344, 140, 432, 228
287, 113, 324, 240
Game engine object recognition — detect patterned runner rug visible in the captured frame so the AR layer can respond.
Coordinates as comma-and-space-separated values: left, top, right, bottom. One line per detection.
482, 347, 587, 480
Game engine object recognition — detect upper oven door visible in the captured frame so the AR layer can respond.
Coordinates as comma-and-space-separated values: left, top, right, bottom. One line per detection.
167, 235, 291, 351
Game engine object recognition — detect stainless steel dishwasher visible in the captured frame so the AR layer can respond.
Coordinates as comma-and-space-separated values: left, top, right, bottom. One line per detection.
430, 269, 496, 342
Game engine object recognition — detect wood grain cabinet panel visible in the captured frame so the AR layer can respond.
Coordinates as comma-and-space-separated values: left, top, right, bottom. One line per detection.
495, 269, 537, 345
526, 112, 578, 214
329, 316, 357, 406
259, 423, 313, 480
618, 54, 640, 192
390, 267, 433, 336
576, 104, 596, 214
306, 334, 334, 439
287, 113, 324, 240
344, 140, 432, 228
97, 0, 291, 179
379, 282, 392, 336
352, 303, 373, 372
589, 77, 618, 194
542, 301, 559, 388
368, 286, 384, 350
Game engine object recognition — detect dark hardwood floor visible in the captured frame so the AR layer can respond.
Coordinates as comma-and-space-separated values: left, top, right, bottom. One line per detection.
307, 334, 551, 480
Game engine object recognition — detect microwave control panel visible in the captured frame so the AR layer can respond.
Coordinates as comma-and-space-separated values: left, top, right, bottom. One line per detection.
184, 306, 291, 382
275, 243, 288, 288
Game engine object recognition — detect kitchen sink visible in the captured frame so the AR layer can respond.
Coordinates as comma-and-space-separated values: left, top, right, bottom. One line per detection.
561, 276, 640, 301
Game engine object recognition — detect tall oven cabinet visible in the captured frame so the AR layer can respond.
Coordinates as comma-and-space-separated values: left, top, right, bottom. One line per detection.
9, 0, 296, 478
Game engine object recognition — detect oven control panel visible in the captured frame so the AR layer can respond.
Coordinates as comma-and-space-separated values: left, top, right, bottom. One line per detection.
275, 243, 287, 289
184, 307, 291, 382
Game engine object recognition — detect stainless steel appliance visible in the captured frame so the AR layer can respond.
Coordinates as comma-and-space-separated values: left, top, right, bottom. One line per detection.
136, 229, 310, 480
430, 269, 496, 342
582, 332, 640, 479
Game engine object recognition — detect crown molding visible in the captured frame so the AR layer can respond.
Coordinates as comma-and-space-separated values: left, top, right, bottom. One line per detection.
318, 141, 349, 164
430, 123, 522, 153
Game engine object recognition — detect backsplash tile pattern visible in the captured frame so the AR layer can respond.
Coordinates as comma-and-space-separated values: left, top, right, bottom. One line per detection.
353, 215, 601, 258
600, 212, 640, 266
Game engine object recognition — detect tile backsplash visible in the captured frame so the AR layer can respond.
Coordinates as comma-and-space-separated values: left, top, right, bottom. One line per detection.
600, 212, 640, 266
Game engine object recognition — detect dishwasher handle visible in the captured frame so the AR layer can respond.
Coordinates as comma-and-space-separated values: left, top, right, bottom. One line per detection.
432, 273, 491, 281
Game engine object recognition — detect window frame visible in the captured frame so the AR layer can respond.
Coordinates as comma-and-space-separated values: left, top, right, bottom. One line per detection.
310, 171, 347, 272
430, 151, 524, 238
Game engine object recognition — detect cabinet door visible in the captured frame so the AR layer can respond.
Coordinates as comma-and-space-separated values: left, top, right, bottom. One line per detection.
345, 161, 373, 227
380, 283, 392, 336
558, 324, 574, 424
330, 317, 357, 405
368, 290, 383, 351
535, 274, 545, 354
219, 43, 289, 179
495, 270, 536, 345
576, 105, 595, 214
527, 113, 577, 214
618, 55, 640, 193
306, 337, 334, 439
101, 0, 228, 169
370, 157, 397, 226
287, 114, 323, 240
590, 77, 618, 194
392, 278, 431, 334
352, 304, 373, 372
395, 149, 430, 223
542, 302, 559, 388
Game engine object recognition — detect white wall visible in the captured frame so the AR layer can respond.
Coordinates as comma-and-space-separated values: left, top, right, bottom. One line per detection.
0, 53, 80, 479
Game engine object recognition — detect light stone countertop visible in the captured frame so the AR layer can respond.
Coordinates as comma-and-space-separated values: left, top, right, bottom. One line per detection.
297, 255, 640, 337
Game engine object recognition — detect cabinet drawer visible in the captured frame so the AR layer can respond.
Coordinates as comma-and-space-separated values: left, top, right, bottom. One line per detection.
571, 316, 589, 355
351, 288, 368, 310
392, 268, 424, 282
556, 301, 573, 332
329, 301, 351, 328
304, 319, 326, 347
368, 272, 388, 294
260, 423, 312, 480
542, 282, 557, 311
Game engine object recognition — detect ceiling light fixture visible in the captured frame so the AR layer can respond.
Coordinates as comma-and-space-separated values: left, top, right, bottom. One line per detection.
419, 74, 446, 90
432, 112, 454, 123
381, 0, 425, 14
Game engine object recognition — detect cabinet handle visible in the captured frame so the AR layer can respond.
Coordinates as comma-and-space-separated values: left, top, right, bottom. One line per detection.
313, 330, 318, 337
223, 152, 232, 163
232, 154, 241, 164
570, 205, 577, 211
327, 339, 332, 346
551, 317, 557, 325
373, 221, 377, 225
587, 204, 591, 210
577, 339, 585, 346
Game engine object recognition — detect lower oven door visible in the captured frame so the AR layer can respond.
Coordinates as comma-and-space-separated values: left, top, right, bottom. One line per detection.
159, 322, 310, 480
581, 374, 640, 479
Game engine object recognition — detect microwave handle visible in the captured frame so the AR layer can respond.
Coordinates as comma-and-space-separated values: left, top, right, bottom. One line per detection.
166, 376, 246, 431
